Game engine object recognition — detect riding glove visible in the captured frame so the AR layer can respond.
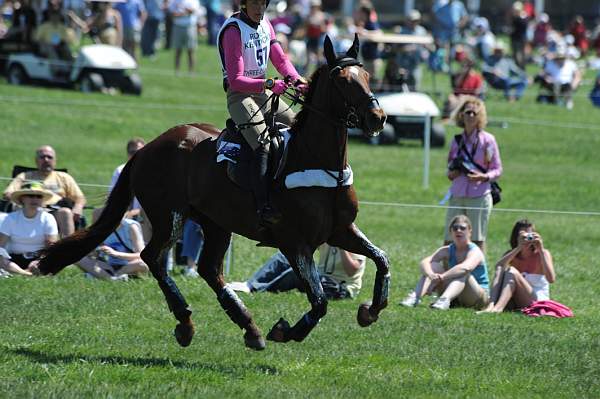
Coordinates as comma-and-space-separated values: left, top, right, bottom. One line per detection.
271, 80, 290, 95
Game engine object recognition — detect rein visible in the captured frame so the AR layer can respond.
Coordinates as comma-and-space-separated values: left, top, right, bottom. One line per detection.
281, 88, 347, 186
281, 62, 378, 187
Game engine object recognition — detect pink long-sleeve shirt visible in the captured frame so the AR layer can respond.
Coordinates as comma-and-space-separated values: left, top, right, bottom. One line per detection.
447, 129, 503, 198
221, 19, 300, 93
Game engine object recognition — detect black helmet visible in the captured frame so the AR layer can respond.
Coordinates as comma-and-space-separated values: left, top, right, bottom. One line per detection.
241, 0, 270, 9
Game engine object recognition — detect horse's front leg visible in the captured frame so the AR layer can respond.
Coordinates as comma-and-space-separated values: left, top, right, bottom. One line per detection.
266, 245, 327, 343
328, 223, 390, 327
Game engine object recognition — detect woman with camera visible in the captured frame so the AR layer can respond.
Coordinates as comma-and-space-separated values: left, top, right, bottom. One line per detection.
478, 219, 555, 313
444, 96, 502, 254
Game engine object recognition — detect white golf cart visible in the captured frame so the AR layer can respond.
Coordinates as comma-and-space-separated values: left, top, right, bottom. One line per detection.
5, 43, 142, 95
350, 32, 446, 147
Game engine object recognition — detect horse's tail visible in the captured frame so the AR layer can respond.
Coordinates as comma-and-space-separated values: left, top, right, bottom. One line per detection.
38, 160, 135, 275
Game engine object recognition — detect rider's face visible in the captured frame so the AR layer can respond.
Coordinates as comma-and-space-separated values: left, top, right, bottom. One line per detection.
245, 0, 266, 23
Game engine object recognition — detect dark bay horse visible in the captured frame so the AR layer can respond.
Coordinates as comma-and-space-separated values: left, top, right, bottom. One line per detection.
36, 35, 389, 350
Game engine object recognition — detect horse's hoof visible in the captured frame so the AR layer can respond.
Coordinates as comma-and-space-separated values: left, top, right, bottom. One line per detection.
244, 331, 266, 351
266, 317, 291, 343
174, 322, 195, 347
357, 301, 379, 327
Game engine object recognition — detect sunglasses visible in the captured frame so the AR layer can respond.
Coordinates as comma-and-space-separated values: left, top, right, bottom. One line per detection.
463, 110, 477, 117
451, 224, 469, 232
24, 194, 43, 199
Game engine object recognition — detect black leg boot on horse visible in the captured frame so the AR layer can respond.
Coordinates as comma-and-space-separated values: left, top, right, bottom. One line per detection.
252, 143, 281, 227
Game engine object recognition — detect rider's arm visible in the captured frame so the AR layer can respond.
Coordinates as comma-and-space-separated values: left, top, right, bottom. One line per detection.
267, 22, 300, 83
222, 25, 267, 93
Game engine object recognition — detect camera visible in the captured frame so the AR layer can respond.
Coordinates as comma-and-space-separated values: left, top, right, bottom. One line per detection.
525, 233, 534, 241
448, 157, 463, 171
448, 156, 476, 174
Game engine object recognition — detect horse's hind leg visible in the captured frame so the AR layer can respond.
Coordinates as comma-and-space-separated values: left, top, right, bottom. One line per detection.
328, 223, 390, 327
194, 215, 265, 350
267, 245, 327, 343
141, 211, 195, 347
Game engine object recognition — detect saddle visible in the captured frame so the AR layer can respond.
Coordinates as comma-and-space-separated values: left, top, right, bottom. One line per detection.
216, 119, 292, 190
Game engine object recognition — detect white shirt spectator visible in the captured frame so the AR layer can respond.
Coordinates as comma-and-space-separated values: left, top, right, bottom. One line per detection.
0, 209, 58, 254
168, 0, 200, 27
544, 59, 579, 85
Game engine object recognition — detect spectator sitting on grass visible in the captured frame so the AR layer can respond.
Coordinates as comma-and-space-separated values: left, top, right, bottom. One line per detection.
534, 46, 581, 110
227, 244, 366, 300
400, 215, 490, 310
481, 41, 528, 101
77, 217, 149, 281
0, 182, 58, 277
478, 219, 555, 313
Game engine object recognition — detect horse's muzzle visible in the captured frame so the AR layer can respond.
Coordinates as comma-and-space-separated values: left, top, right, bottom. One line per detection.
363, 107, 387, 137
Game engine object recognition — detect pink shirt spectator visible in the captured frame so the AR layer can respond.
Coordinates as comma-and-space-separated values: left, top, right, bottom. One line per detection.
221, 20, 300, 93
447, 130, 502, 198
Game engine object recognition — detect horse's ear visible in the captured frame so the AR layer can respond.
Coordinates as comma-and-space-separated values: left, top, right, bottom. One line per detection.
346, 33, 360, 59
323, 35, 336, 68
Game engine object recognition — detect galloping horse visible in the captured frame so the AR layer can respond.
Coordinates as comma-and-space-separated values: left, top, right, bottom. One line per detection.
36, 35, 388, 350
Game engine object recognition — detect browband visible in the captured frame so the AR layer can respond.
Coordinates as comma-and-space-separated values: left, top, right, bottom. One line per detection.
329, 57, 363, 76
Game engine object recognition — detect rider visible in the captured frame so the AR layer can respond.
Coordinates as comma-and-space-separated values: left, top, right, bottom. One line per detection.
217, 0, 307, 226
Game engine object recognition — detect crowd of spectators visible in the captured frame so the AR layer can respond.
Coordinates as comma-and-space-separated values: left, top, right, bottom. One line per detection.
2, 0, 600, 108
0, 140, 205, 281
425, 1, 594, 110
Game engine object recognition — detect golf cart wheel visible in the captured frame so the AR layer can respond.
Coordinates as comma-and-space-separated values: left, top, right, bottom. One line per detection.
431, 123, 446, 148
7, 64, 28, 85
121, 73, 142, 95
79, 72, 104, 93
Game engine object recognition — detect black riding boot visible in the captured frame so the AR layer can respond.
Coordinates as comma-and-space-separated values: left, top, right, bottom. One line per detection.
252, 144, 281, 226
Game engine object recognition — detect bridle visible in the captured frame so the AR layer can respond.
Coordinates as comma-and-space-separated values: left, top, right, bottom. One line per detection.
282, 58, 381, 131
327, 58, 381, 130
280, 59, 382, 187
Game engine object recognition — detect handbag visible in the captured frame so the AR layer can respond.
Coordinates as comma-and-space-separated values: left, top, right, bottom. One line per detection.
454, 134, 502, 205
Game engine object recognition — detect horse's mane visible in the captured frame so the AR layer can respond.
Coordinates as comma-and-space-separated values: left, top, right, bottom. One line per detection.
291, 65, 327, 132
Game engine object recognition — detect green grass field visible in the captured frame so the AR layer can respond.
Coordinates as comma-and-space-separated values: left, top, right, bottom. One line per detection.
1, 43, 599, 398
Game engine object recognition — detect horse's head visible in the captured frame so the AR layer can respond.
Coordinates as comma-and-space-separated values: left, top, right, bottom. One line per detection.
322, 34, 386, 136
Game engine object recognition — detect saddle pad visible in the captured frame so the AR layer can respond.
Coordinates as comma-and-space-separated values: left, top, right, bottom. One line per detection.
216, 142, 241, 164
216, 128, 292, 165
285, 166, 353, 189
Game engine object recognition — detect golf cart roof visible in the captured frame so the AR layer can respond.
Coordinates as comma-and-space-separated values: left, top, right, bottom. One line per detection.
376, 92, 440, 117
362, 32, 433, 45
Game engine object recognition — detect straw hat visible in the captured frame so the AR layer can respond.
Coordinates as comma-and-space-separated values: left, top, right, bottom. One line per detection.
10, 181, 55, 206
